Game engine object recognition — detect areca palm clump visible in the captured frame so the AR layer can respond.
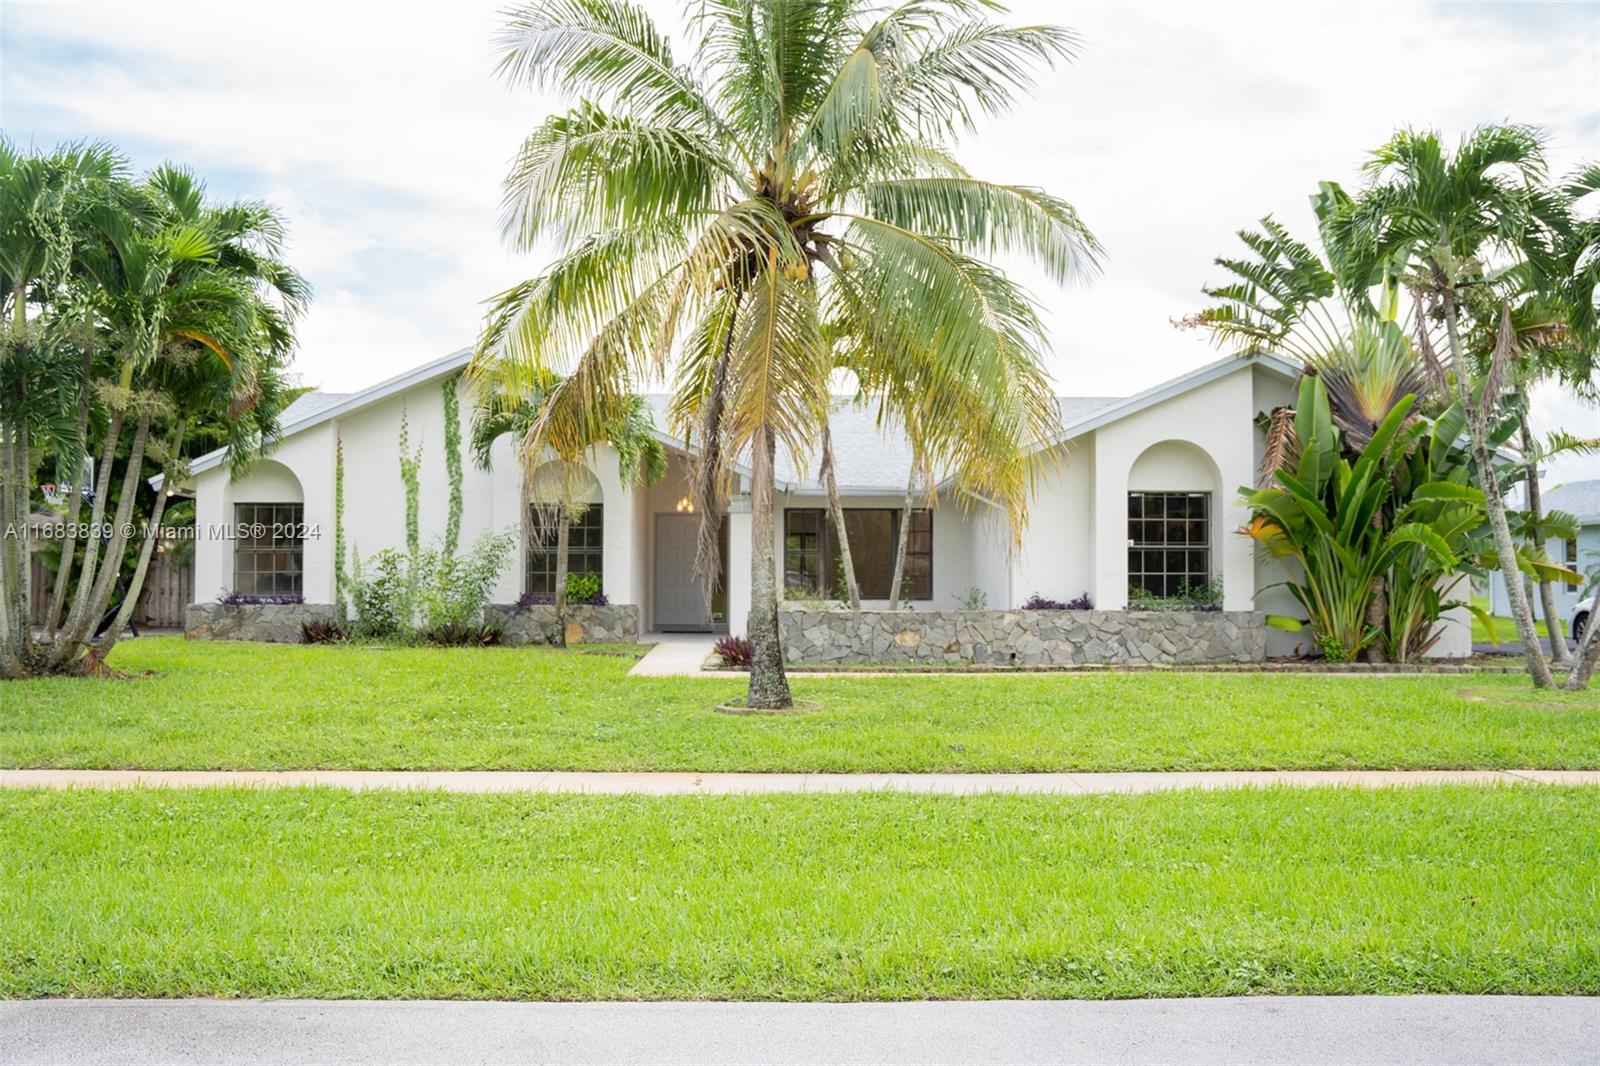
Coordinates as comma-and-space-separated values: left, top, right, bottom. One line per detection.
472, 0, 1100, 708
0, 140, 306, 678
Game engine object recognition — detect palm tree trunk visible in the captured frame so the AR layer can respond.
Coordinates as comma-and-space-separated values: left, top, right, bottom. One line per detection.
746, 423, 792, 709
1520, 415, 1570, 664
552, 505, 569, 648
53, 399, 126, 657
44, 347, 94, 638
55, 409, 149, 665
80, 420, 187, 674
1442, 290, 1552, 687
2, 406, 39, 672
820, 422, 859, 611
1365, 578, 1389, 663
888, 468, 916, 612
1564, 583, 1599, 691
0, 416, 26, 677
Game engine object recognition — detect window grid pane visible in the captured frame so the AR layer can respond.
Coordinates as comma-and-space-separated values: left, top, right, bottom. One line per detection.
1127, 492, 1209, 598
783, 507, 933, 601
233, 503, 304, 596
526, 505, 604, 597
783, 509, 825, 596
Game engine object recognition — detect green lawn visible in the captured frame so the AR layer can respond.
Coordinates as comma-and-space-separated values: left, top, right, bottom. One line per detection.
1470, 594, 1562, 644
1, 784, 1593, 1000
2, 637, 1596, 771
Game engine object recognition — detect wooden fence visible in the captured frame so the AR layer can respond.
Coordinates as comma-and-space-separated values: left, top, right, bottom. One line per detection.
27, 549, 193, 629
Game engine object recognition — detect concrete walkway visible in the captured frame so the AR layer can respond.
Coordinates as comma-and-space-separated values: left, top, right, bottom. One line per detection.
628, 633, 719, 676
4, 997, 1596, 1065
3, 767, 1596, 795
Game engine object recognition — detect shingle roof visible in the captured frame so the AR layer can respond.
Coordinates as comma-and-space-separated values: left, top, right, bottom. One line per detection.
178, 346, 1299, 489
279, 390, 353, 425
645, 394, 1124, 494
1543, 479, 1600, 522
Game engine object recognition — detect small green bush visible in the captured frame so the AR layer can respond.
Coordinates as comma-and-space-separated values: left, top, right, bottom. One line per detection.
421, 531, 517, 632
350, 532, 515, 642
1127, 579, 1223, 612
349, 549, 413, 640
564, 572, 603, 605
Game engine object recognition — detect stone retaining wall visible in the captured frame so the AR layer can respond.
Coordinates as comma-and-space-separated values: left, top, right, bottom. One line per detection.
185, 602, 335, 643
485, 603, 640, 645
777, 609, 1265, 665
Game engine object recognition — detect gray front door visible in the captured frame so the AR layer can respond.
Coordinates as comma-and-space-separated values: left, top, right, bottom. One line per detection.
654, 513, 709, 630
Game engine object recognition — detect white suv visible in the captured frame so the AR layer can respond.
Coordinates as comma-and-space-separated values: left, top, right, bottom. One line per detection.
1571, 597, 1592, 645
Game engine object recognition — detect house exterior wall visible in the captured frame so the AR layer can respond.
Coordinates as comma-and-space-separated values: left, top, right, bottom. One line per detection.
1008, 436, 1096, 606
194, 429, 334, 603
1490, 520, 1600, 629
190, 373, 639, 630
196, 356, 1498, 657
967, 505, 1013, 610
1008, 369, 1259, 614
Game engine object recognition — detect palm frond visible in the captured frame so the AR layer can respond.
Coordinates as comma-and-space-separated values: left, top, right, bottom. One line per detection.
851, 176, 1100, 284
496, 0, 730, 140
501, 103, 735, 250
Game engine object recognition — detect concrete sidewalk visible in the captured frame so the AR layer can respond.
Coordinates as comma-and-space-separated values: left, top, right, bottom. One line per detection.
3, 767, 1596, 795
3, 997, 1596, 1065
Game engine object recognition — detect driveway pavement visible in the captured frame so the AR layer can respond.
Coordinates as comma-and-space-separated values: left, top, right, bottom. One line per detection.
3, 997, 1596, 1065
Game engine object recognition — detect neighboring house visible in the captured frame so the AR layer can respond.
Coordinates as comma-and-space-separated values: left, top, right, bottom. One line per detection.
1490, 478, 1600, 626
173, 346, 1473, 657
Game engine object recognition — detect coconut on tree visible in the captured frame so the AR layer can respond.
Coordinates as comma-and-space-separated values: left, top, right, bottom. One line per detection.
474, 0, 1099, 708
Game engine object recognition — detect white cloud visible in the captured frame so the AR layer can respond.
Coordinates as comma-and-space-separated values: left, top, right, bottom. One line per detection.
2, 0, 1596, 482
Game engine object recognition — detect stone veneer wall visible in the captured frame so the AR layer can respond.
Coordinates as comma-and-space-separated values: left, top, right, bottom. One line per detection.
186, 602, 336, 643
187, 602, 639, 645
485, 603, 640, 645
778, 609, 1265, 665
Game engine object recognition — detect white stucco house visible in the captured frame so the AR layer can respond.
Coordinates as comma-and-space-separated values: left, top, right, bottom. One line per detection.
176, 345, 1474, 660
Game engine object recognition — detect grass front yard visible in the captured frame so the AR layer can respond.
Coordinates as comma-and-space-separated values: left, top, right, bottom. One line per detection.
1470, 594, 1565, 645
1, 637, 1596, 771
2, 784, 1594, 1000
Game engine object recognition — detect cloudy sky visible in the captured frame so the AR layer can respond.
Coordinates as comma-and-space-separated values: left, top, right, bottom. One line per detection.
3, 0, 1597, 483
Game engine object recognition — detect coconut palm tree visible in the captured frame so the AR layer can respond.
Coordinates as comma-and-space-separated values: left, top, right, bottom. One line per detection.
469, 368, 666, 646
476, 0, 1098, 708
1326, 125, 1581, 687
